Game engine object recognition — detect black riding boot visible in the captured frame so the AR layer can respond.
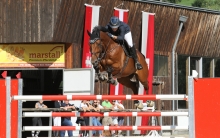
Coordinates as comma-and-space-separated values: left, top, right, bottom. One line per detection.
130, 46, 143, 70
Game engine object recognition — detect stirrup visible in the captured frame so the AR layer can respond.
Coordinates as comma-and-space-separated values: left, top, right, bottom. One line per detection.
136, 62, 143, 70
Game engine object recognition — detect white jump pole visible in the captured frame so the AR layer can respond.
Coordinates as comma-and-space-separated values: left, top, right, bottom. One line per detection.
23, 112, 188, 117
18, 79, 23, 138
26, 137, 186, 138
6, 77, 11, 138
12, 94, 188, 101
188, 76, 195, 138
23, 126, 188, 131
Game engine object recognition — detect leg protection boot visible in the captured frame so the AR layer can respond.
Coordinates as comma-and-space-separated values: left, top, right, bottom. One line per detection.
130, 46, 143, 70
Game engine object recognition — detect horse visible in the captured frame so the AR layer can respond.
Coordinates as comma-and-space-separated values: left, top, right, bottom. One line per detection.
87, 25, 149, 96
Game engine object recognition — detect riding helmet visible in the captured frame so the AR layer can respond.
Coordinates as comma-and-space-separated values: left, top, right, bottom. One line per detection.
109, 16, 120, 28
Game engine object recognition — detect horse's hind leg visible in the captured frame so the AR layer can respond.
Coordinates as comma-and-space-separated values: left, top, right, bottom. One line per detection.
118, 76, 140, 106
136, 71, 149, 93
140, 79, 149, 91
136, 51, 149, 92
117, 75, 139, 95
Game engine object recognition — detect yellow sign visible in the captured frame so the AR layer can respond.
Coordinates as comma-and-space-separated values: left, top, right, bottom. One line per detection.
0, 44, 65, 68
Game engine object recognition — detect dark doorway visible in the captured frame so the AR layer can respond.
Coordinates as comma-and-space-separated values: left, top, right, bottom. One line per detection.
3, 70, 63, 137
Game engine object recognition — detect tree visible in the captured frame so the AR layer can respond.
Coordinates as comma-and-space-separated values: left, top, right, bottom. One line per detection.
156, 0, 181, 3
167, 0, 181, 3
192, 0, 205, 7
192, 0, 220, 10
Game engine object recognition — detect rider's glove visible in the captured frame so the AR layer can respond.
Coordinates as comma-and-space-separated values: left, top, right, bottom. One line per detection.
107, 32, 113, 38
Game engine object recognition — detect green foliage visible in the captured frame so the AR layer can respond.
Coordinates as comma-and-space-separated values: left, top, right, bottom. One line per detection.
158, 0, 220, 10
192, 0, 205, 7
161, 0, 182, 4
168, 0, 182, 3
192, 0, 220, 10
178, 0, 195, 6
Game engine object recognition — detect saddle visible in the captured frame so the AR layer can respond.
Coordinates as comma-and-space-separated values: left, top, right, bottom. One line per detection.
119, 40, 132, 57
121, 41, 146, 59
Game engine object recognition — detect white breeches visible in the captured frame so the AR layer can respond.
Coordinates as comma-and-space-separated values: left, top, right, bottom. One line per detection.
124, 31, 133, 47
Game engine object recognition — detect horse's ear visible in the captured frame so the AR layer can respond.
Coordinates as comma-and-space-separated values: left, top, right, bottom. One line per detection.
87, 30, 91, 37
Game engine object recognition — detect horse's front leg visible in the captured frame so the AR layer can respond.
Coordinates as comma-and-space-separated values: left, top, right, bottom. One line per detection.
107, 71, 118, 85
94, 65, 106, 82
94, 68, 100, 82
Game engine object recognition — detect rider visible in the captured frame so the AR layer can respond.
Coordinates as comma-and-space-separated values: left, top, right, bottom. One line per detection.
105, 16, 143, 70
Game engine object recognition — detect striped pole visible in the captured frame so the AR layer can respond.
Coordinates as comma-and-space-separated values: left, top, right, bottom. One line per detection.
26, 137, 186, 138
23, 126, 188, 131
12, 94, 188, 101
23, 112, 188, 117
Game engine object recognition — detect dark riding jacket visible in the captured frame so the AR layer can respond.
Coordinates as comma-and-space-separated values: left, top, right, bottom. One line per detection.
105, 21, 131, 41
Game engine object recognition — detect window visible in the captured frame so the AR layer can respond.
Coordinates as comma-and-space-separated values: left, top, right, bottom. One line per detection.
154, 54, 168, 76
203, 58, 212, 77
190, 57, 198, 76
178, 55, 187, 109
215, 59, 220, 77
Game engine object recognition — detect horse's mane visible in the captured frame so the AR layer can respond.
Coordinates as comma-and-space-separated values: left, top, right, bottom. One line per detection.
92, 25, 108, 34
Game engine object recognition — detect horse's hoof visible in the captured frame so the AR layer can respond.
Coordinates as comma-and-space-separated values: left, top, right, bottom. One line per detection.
112, 80, 118, 85
95, 74, 99, 82
99, 76, 105, 81
109, 79, 118, 85
95, 76, 99, 82
95, 79, 99, 82
103, 75, 108, 81
107, 79, 114, 84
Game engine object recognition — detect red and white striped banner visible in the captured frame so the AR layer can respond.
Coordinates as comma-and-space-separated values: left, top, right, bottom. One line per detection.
114, 7, 129, 23
109, 7, 129, 96
135, 12, 155, 135
141, 12, 155, 96
23, 112, 188, 117
82, 4, 101, 68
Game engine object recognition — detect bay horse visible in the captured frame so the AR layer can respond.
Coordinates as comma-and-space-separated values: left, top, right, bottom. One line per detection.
87, 25, 149, 95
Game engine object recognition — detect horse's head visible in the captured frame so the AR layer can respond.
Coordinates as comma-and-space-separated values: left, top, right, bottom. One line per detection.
87, 25, 108, 68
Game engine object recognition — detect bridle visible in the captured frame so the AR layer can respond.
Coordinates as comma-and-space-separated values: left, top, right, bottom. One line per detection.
89, 37, 110, 68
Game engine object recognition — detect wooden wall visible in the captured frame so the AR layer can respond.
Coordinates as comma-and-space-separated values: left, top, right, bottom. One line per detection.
0, 0, 220, 57
0, 0, 218, 127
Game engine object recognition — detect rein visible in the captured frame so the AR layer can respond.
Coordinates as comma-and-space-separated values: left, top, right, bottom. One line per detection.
89, 38, 111, 66
99, 38, 111, 59
89, 32, 130, 77
112, 56, 129, 78
106, 44, 120, 53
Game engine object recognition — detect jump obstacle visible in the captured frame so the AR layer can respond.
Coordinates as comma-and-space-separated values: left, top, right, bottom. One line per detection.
13, 94, 188, 100
23, 111, 188, 117
1, 76, 220, 138
22, 126, 188, 131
